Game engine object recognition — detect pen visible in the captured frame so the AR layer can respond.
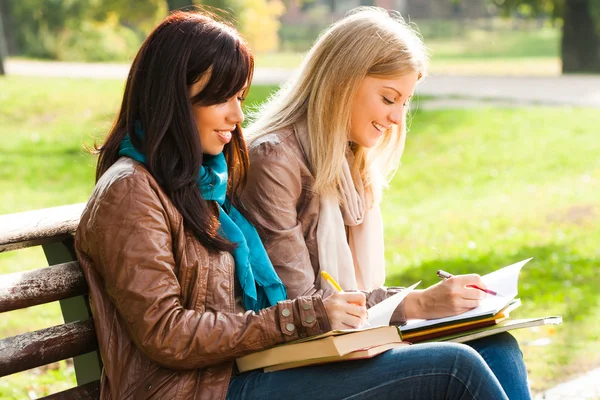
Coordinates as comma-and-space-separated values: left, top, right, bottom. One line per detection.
320, 271, 343, 293
436, 269, 499, 296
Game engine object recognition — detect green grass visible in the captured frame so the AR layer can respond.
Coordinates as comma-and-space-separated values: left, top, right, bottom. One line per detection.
425, 27, 559, 59
1, 76, 599, 397
255, 26, 562, 76
385, 107, 600, 392
424, 26, 561, 76
255, 52, 306, 69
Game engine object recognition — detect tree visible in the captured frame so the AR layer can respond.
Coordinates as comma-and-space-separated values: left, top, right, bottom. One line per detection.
6, 0, 285, 60
0, 6, 6, 75
233, 0, 285, 52
491, 0, 600, 73
561, 0, 600, 72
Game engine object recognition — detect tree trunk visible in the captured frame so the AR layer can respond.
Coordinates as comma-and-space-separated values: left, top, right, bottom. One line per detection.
561, 0, 600, 73
327, 0, 337, 14
0, 5, 6, 76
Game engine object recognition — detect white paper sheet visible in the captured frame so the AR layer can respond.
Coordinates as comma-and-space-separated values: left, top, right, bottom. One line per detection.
366, 281, 420, 327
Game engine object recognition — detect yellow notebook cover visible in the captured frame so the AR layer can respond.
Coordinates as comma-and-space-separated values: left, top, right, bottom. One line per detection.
403, 299, 521, 340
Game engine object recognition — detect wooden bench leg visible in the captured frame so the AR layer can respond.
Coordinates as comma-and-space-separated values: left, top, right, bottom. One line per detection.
42, 238, 103, 386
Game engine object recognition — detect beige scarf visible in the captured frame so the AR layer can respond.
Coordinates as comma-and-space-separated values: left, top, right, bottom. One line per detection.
294, 121, 386, 291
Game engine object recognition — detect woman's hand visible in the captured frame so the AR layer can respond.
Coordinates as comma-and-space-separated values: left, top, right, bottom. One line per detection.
323, 292, 368, 330
404, 274, 487, 320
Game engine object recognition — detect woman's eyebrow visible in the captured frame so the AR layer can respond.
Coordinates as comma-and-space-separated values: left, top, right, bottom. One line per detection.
383, 86, 402, 97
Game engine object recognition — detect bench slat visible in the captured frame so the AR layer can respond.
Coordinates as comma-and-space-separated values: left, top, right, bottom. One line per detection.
0, 261, 88, 313
0, 203, 86, 252
0, 319, 99, 377
40, 380, 101, 400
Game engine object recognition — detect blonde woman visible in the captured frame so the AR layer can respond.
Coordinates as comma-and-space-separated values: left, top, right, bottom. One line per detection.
239, 7, 530, 400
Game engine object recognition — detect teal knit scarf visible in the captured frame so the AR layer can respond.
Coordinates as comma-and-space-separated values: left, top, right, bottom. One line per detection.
118, 125, 286, 312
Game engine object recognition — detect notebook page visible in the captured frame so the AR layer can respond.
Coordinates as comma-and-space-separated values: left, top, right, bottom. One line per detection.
367, 281, 420, 327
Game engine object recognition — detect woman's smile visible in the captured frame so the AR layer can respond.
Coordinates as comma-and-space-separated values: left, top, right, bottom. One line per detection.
215, 130, 233, 144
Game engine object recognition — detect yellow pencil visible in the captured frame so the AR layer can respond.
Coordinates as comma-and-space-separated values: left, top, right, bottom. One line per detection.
320, 271, 343, 293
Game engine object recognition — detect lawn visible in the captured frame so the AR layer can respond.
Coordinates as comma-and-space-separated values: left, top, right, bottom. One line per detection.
8, 24, 561, 77
258, 25, 561, 76
1, 76, 599, 397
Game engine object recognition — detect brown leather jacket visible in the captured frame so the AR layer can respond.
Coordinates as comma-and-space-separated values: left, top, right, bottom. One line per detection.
239, 124, 407, 324
75, 158, 331, 400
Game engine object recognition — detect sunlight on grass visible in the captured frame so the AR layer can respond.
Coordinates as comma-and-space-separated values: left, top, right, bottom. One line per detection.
1, 76, 598, 395
254, 26, 562, 76
429, 57, 561, 76
384, 107, 600, 392
255, 52, 306, 69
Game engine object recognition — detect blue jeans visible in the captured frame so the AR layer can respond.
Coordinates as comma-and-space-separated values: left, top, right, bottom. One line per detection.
227, 342, 508, 399
466, 332, 531, 400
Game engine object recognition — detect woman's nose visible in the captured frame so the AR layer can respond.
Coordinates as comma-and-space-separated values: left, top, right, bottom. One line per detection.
229, 100, 245, 125
389, 107, 403, 125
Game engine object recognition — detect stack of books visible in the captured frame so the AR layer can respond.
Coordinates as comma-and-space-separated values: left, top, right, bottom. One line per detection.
235, 259, 561, 373
400, 258, 561, 344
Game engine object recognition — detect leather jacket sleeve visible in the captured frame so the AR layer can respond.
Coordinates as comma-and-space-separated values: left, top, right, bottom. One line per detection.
240, 138, 407, 326
82, 169, 331, 370
239, 139, 329, 300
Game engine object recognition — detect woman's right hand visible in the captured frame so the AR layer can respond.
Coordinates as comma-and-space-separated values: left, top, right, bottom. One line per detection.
404, 274, 487, 320
323, 292, 368, 330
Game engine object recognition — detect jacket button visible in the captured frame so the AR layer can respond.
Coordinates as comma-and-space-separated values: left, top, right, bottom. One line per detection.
145, 383, 152, 391
302, 303, 311, 311
281, 308, 291, 317
305, 315, 315, 323
286, 323, 295, 332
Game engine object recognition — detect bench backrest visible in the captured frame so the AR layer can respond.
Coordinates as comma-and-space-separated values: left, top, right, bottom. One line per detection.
0, 203, 102, 399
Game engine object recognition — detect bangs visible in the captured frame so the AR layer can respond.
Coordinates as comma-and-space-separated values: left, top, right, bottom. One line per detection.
191, 35, 254, 106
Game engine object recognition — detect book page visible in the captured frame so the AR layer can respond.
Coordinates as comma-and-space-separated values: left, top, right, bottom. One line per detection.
367, 281, 420, 327
401, 258, 531, 331
482, 258, 531, 298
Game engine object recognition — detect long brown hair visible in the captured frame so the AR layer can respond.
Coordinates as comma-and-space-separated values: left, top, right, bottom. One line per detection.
96, 10, 253, 252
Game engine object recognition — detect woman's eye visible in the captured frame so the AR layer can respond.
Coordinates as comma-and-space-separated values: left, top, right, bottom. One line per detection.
237, 96, 246, 102
382, 97, 394, 105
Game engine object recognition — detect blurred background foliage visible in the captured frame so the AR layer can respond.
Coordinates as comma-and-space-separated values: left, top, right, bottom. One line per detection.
1, 0, 284, 60
0, 0, 599, 72
0, 0, 599, 398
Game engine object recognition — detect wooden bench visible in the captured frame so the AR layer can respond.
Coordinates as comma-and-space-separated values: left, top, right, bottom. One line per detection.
0, 203, 102, 399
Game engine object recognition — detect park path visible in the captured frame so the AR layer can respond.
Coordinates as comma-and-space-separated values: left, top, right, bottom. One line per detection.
5, 59, 600, 107
533, 367, 600, 399
6, 59, 600, 398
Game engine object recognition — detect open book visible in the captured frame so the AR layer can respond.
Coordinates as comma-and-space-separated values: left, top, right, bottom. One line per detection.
401, 258, 532, 333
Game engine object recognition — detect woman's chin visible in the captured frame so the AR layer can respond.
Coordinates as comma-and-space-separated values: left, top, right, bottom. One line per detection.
203, 146, 225, 156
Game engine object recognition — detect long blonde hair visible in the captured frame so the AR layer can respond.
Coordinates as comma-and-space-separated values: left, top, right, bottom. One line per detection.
246, 7, 428, 199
